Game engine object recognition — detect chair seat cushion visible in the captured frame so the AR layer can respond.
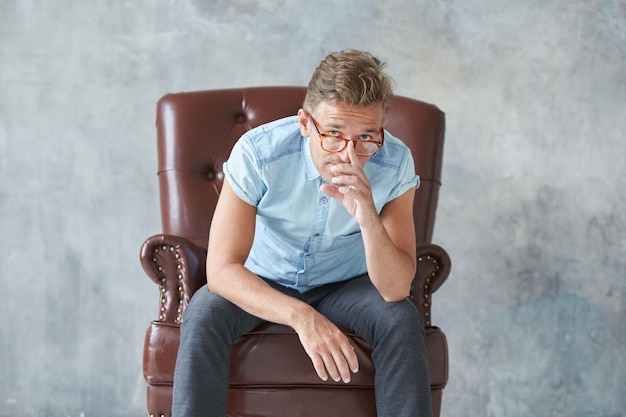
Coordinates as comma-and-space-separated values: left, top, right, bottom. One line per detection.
144, 321, 448, 389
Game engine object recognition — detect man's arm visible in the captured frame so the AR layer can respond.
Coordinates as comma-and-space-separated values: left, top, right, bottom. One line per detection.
206, 178, 359, 383
361, 188, 416, 301
320, 141, 416, 302
206, 178, 300, 325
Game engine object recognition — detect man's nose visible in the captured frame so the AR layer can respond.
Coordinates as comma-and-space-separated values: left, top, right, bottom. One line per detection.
338, 141, 354, 162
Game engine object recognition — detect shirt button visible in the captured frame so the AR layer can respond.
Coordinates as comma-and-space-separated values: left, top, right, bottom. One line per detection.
313, 233, 321, 238
321, 197, 328, 204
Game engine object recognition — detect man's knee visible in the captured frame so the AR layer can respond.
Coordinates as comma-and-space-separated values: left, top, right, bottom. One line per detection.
182, 286, 237, 332
182, 284, 262, 341
373, 299, 425, 341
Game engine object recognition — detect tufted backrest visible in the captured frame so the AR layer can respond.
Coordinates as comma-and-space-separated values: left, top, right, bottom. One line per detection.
156, 86, 445, 249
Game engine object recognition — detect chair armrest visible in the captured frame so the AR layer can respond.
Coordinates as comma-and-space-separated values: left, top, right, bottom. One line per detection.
140, 234, 207, 324
411, 243, 452, 325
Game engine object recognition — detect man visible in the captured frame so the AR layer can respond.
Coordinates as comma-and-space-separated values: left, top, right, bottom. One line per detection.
172, 49, 432, 417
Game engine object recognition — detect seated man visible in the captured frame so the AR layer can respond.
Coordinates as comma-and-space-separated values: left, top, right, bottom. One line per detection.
172, 49, 432, 417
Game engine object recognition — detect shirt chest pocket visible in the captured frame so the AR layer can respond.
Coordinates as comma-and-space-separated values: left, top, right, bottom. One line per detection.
327, 231, 365, 258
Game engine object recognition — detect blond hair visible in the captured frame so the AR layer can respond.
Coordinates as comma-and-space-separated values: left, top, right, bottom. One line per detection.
304, 49, 394, 121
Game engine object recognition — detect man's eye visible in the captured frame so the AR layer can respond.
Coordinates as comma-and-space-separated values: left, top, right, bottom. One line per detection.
360, 134, 374, 141
328, 131, 341, 137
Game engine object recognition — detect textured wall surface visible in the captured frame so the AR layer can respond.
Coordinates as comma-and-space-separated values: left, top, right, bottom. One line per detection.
1, 1, 624, 416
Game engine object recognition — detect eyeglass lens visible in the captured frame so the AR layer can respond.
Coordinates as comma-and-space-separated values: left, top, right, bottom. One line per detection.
322, 137, 379, 155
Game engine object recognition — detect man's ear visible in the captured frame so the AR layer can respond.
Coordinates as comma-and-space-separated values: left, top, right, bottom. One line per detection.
297, 109, 310, 138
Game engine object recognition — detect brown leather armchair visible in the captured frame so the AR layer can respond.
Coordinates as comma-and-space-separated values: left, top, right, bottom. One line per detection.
140, 86, 451, 417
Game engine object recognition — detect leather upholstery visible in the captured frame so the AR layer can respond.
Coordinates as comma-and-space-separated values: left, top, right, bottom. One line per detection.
140, 86, 451, 417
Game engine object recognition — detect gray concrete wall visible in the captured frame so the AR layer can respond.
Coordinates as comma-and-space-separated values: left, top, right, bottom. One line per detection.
1, 1, 624, 416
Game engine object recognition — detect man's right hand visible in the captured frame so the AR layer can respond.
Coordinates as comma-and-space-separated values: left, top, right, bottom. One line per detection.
293, 307, 360, 383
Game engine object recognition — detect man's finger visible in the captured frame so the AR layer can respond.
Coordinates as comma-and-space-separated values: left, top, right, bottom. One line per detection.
346, 140, 361, 168
342, 343, 360, 374
310, 353, 329, 382
320, 351, 342, 382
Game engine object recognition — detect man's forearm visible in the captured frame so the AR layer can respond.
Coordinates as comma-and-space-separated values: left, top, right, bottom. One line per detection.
207, 263, 310, 327
361, 217, 416, 302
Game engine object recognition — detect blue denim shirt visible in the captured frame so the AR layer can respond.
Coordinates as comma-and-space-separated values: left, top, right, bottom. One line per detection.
223, 116, 419, 292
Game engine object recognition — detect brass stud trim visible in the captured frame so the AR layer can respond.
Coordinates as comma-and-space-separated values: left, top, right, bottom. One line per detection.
151, 243, 188, 324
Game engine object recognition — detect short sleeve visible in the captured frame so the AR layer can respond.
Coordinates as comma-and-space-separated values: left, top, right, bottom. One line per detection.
389, 146, 420, 201
223, 135, 266, 206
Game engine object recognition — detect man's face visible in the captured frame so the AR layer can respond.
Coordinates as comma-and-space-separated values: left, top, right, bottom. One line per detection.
298, 101, 384, 183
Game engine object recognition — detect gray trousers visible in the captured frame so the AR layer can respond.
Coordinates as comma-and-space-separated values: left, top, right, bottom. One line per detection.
172, 274, 432, 417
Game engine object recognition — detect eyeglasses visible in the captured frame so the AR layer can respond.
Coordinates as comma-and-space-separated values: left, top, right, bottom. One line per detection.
310, 116, 384, 157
